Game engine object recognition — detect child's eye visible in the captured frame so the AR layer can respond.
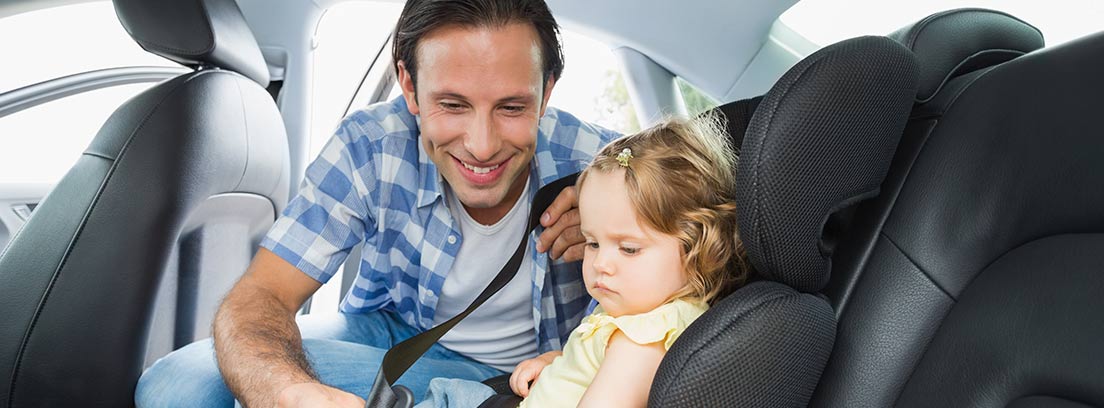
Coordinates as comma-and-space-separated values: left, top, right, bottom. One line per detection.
620, 247, 639, 255
585, 242, 599, 250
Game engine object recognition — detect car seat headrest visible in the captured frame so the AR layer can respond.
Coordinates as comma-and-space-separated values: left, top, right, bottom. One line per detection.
113, 0, 270, 86
736, 36, 918, 293
888, 8, 1043, 103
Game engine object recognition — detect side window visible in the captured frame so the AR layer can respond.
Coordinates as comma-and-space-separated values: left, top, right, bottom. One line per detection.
547, 30, 640, 134
309, 1, 404, 159
677, 77, 721, 116
0, 1, 178, 184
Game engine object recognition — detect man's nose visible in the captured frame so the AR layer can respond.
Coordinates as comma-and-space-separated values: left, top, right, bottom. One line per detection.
464, 115, 500, 162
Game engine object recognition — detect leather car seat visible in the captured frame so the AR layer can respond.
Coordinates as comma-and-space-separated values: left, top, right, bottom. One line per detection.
0, 0, 288, 406
811, 8, 1104, 407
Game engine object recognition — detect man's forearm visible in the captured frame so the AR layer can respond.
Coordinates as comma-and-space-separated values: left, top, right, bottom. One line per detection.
213, 281, 317, 407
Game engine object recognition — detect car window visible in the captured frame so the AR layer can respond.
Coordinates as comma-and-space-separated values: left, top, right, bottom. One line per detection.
547, 30, 641, 134
677, 77, 721, 116
781, 0, 1104, 47
0, 2, 177, 95
309, 1, 405, 159
0, 1, 176, 184
0, 83, 156, 183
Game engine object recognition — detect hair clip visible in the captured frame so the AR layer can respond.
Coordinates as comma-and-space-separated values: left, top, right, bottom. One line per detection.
615, 148, 633, 167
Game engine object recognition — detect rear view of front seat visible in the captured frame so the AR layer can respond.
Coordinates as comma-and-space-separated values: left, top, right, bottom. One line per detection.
812, 9, 1104, 407
0, 0, 288, 406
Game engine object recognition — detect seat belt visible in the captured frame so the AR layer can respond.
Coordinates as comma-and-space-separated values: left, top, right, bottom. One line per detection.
364, 172, 580, 408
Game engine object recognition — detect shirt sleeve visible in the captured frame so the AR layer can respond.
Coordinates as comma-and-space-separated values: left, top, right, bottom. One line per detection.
260, 118, 378, 284
592, 301, 708, 351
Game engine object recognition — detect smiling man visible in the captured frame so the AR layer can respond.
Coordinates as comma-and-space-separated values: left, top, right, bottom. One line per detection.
133, 0, 618, 407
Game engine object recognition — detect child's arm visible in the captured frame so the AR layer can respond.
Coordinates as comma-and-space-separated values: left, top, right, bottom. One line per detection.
510, 351, 562, 397
577, 330, 666, 408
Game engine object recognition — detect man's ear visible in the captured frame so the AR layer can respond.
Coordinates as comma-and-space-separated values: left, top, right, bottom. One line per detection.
538, 75, 557, 118
397, 60, 420, 115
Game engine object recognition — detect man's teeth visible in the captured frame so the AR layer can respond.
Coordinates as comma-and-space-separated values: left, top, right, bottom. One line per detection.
463, 162, 499, 174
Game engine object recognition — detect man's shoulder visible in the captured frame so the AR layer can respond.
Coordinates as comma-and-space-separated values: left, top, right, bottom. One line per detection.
540, 107, 621, 148
339, 98, 420, 147
535, 107, 622, 179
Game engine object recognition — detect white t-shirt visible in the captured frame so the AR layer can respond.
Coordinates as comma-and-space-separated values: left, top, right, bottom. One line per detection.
434, 177, 538, 371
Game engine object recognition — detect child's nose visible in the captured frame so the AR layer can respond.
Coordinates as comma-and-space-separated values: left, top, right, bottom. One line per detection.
592, 250, 614, 275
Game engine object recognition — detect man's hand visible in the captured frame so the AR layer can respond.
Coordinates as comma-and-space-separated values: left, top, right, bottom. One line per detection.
510, 351, 562, 397
536, 186, 585, 262
276, 382, 366, 408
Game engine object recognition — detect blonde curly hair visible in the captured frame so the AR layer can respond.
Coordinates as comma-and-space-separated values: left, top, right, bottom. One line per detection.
577, 112, 749, 306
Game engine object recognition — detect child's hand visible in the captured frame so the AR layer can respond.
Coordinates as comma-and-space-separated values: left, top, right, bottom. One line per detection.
510, 351, 562, 397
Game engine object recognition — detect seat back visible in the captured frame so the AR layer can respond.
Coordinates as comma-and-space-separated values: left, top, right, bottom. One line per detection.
813, 9, 1104, 407
0, 0, 288, 406
648, 36, 917, 407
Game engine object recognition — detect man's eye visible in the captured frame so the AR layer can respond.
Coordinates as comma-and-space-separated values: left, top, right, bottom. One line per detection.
620, 247, 639, 255
501, 105, 526, 114
439, 102, 466, 111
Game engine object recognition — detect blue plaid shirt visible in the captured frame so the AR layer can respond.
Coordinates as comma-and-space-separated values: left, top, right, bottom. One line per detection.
261, 97, 619, 353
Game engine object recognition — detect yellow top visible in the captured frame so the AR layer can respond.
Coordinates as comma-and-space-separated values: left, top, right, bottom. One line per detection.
519, 299, 708, 407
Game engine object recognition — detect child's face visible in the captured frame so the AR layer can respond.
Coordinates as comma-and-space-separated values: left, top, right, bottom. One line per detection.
578, 169, 689, 318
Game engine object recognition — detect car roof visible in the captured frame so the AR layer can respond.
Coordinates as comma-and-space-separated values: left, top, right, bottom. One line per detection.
0, 0, 810, 102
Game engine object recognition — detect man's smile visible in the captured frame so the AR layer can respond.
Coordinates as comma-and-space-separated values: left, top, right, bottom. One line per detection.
453, 155, 512, 185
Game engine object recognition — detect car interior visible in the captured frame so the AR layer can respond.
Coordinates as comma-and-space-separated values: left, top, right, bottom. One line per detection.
0, 0, 1101, 407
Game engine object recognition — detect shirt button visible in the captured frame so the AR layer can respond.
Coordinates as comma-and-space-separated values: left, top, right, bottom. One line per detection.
447, 235, 457, 244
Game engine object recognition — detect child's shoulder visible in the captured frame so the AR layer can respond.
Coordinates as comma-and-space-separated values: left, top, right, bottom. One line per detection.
584, 300, 708, 350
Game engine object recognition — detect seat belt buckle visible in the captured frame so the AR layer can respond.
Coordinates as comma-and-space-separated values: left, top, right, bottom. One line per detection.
364, 370, 415, 408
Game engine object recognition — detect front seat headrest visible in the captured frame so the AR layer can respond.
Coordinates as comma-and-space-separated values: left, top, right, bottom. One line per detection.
113, 0, 270, 86
736, 36, 918, 293
889, 8, 1043, 103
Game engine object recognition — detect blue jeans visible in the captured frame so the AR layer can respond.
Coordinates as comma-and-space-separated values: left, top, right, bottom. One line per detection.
414, 378, 498, 408
134, 310, 504, 407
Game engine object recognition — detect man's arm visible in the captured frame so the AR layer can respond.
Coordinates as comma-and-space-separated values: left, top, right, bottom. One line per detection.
212, 248, 363, 408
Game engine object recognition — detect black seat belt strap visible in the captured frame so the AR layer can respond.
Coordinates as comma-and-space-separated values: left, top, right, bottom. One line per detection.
365, 172, 580, 408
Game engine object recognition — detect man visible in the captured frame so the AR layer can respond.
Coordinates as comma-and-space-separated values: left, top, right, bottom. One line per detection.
134, 0, 618, 406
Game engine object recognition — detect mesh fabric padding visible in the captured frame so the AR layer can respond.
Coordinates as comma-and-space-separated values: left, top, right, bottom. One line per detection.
712, 95, 764, 152
736, 36, 918, 293
649, 281, 835, 407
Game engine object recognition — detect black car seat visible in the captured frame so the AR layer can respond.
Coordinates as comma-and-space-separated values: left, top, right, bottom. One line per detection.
645, 35, 918, 408
811, 8, 1104, 407
0, 0, 289, 406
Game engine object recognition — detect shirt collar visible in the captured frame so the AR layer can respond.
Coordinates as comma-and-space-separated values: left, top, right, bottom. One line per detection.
414, 114, 445, 209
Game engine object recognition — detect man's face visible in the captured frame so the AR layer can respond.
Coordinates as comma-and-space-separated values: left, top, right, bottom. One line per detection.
398, 23, 554, 223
